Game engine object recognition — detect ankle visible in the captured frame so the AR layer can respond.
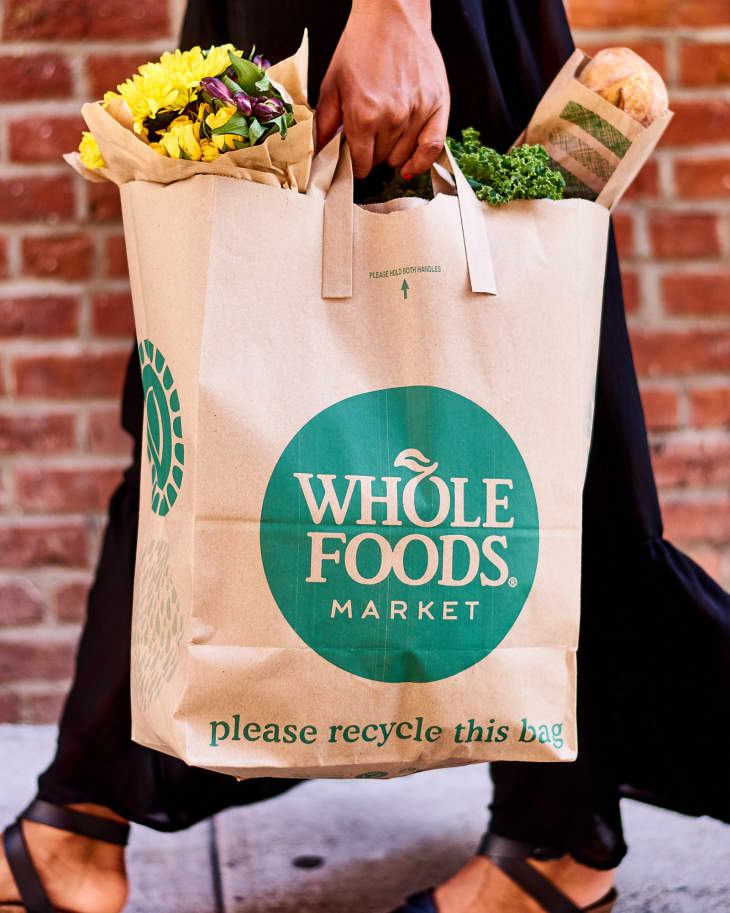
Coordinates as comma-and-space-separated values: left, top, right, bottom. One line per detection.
66, 803, 129, 826
530, 856, 615, 907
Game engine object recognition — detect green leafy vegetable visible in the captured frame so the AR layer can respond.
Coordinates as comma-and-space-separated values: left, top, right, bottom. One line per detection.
369, 127, 565, 205
446, 127, 565, 205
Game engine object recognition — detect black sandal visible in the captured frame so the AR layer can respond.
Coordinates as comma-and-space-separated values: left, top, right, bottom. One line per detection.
389, 833, 618, 913
1, 798, 130, 913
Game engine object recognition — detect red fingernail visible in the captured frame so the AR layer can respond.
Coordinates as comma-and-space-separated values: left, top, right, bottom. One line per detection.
402, 172, 413, 181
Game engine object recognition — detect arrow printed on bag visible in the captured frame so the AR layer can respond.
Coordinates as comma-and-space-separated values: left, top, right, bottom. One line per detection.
401, 279, 409, 300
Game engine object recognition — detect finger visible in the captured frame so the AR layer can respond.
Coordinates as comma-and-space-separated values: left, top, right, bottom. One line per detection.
373, 122, 407, 167
346, 130, 376, 179
386, 122, 421, 170
372, 102, 410, 166
400, 105, 449, 177
315, 81, 342, 152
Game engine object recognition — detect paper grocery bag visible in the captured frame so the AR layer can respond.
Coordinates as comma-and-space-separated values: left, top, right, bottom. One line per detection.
125, 134, 609, 779
518, 48, 673, 210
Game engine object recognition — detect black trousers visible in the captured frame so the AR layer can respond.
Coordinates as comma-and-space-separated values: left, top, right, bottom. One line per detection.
38, 0, 730, 871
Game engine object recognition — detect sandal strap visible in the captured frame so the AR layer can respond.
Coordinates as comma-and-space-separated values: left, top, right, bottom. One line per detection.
478, 832, 582, 913
20, 800, 129, 847
3, 821, 56, 913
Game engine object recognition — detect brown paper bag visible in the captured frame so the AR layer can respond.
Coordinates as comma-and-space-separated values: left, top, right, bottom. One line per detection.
123, 130, 610, 780
518, 48, 673, 210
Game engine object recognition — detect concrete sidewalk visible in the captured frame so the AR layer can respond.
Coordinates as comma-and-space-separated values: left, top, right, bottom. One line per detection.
1, 725, 728, 912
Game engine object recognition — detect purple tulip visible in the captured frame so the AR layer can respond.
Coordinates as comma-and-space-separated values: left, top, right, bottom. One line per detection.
200, 77, 234, 105
252, 95, 285, 121
233, 92, 253, 116
253, 53, 271, 71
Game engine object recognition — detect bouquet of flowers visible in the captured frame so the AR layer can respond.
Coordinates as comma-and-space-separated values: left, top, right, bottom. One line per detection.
67, 35, 313, 192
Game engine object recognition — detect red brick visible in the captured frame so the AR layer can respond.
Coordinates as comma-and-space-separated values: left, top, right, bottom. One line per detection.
88, 407, 131, 454
9, 115, 84, 164
54, 580, 90, 623
649, 212, 721, 259
681, 544, 725, 580
612, 212, 634, 260
85, 52, 152, 98
0, 412, 76, 454
0, 692, 20, 723
92, 291, 134, 338
662, 273, 730, 316
621, 161, 659, 201
690, 387, 730, 427
630, 329, 730, 377
86, 182, 121, 222
13, 351, 129, 398
17, 466, 123, 512
0, 523, 88, 568
681, 42, 730, 87
568, 0, 730, 27
621, 270, 640, 312
3, 0, 169, 40
21, 690, 68, 723
0, 639, 75, 684
675, 158, 730, 199
0, 53, 71, 100
0, 582, 45, 625
580, 41, 667, 79
0, 295, 78, 338
662, 498, 730, 544
104, 234, 128, 278
662, 100, 730, 147
0, 175, 75, 222
22, 234, 93, 280
641, 388, 679, 431
0, 236, 7, 279
651, 439, 730, 487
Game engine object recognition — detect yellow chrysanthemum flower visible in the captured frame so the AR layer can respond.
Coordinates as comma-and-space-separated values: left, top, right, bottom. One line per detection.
158, 115, 203, 160
152, 45, 242, 88
79, 131, 105, 169
148, 141, 167, 157
115, 66, 192, 134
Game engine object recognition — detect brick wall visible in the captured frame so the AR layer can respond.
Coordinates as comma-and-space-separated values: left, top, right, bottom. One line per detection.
0, 0, 185, 722
1, 2, 729, 722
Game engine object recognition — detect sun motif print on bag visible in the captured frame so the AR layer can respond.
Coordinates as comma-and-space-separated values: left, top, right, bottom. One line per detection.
139, 339, 184, 516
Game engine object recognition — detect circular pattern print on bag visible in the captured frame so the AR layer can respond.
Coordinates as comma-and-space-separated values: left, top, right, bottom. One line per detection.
261, 385, 539, 684
132, 539, 183, 712
139, 339, 184, 516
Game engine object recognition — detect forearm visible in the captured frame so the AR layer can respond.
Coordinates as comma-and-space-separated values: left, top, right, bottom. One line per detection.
349, 0, 431, 26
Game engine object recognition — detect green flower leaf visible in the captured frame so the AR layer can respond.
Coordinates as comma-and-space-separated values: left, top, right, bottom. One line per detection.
211, 113, 250, 138
227, 49, 264, 95
247, 117, 265, 145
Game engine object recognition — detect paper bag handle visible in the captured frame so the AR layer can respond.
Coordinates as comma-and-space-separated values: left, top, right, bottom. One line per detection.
319, 135, 498, 299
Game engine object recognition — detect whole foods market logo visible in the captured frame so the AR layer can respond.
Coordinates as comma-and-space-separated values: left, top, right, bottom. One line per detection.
139, 340, 184, 516
261, 386, 539, 683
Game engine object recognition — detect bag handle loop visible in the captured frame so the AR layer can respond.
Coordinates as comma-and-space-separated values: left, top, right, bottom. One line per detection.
316, 133, 498, 299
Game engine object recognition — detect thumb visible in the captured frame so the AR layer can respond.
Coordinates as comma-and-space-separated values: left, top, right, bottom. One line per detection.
315, 81, 342, 153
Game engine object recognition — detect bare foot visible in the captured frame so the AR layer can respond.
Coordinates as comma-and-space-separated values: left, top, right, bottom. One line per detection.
0, 803, 128, 913
434, 854, 616, 913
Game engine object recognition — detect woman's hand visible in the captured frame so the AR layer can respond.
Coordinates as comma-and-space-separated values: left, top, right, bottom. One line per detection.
316, 0, 450, 179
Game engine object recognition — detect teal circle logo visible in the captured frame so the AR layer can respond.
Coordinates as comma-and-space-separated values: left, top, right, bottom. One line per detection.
260, 386, 539, 683
139, 340, 184, 516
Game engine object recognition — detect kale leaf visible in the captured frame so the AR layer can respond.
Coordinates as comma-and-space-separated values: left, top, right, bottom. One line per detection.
368, 127, 565, 205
